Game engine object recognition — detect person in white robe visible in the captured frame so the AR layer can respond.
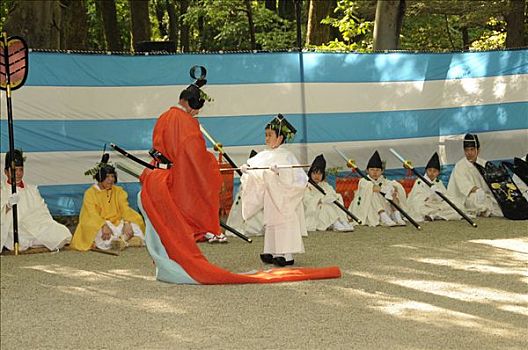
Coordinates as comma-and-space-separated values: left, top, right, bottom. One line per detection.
240, 114, 307, 267
1, 150, 71, 252
348, 150, 409, 227
226, 150, 264, 237
447, 134, 502, 217
303, 154, 354, 232
226, 189, 265, 237
407, 152, 461, 222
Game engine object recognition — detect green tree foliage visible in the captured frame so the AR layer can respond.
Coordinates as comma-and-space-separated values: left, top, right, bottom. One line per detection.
315, 0, 374, 52
316, 0, 526, 52
184, 0, 298, 51
0, 0, 15, 29
1, 0, 525, 52
470, 17, 508, 50
401, 0, 510, 51
85, 0, 131, 51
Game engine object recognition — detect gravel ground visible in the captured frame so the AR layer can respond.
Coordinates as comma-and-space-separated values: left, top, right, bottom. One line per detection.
1, 217, 527, 350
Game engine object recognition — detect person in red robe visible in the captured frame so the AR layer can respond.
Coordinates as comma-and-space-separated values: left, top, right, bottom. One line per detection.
139, 66, 340, 284
143, 75, 225, 243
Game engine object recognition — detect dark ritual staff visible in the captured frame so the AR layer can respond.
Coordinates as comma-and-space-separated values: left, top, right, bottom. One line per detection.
305, 154, 361, 225
389, 148, 477, 227
334, 147, 422, 230
1, 33, 29, 255
110, 143, 251, 243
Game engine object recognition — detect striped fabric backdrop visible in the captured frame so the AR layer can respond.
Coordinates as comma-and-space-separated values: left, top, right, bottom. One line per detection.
1, 50, 527, 215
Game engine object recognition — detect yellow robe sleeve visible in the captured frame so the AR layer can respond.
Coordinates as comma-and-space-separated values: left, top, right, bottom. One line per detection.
71, 187, 106, 251
116, 187, 145, 233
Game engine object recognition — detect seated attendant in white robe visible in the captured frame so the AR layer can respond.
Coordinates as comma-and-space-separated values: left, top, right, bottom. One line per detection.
303, 154, 354, 232
240, 114, 307, 267
226, 190, 265, 237
1, 150, 71, 252
226, 150, 264, 237
407, 152, 461, 222
447, 134, 501, 217
348, 150, 408, 227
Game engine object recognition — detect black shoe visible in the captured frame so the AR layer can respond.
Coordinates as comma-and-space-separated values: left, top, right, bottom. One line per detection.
272, 257, 287, 266
272, 257, 294, 267
260, 254, 274, 264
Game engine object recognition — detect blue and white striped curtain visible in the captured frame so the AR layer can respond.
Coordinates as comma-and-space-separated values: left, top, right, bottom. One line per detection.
1, 50, 527, 215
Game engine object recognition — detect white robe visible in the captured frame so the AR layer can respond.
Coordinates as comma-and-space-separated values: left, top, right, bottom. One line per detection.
226, 187, 264, 237
407, 175, 461, 222
303, 181, 349, 231
447, 157, 502, 217
511, 174, 528, 202
241, 145, 307, 255
1, 180, 72, 251
348, 175, 409, 227
93, 218, 144, 250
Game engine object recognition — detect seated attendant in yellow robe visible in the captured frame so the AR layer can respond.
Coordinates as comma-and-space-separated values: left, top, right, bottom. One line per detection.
71, 153, 145, 251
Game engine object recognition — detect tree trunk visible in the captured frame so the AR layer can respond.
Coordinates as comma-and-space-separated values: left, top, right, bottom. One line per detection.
166, 0, 179, 48
99, 0, 123, 51
327, 0, 341, 42
61, 0, 89, 50
461, 26, 469, 50
244, 0, 257, 50
505, 0, 525, 48
265, 0, 277, 12
197, 15, 205, 50
373, 0, 406, 50
306, 0, 335, 45
278, 0, 295, 20
154, 0, 168, 38
92, 0, 106, 50
129, 0, 151, 50
3, 0, 62, 49
180, 0, 190, 52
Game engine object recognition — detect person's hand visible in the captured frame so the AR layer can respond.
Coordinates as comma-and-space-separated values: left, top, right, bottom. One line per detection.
270, 164, 279, 174
373, 185, 381, 193
240, 164, 249, 174
7, 193, 20, 208
101, 224, 112, 241
122, 222, 134, 240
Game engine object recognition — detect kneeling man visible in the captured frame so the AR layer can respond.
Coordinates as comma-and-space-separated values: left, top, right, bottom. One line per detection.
1, 150, 71, 252
71, 154, 145, 251
447, 134, 501, 217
